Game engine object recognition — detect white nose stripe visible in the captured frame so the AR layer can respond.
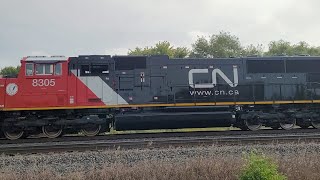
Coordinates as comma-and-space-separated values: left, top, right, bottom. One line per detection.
78, 76, 128, 105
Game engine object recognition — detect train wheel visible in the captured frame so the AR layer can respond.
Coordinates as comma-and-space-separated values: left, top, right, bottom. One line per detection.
280, 117, 296, 130
81, 124, 101, 136
3, 127, 24, 140
311, 117, 320, 129
42, 125, 63, 138
244, 117, 262, 131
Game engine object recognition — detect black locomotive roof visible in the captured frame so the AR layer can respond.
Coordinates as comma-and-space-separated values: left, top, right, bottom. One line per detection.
69, 54, 318, 65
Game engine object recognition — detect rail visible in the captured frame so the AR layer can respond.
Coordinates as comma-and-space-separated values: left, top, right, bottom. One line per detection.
1, 130, 320, 155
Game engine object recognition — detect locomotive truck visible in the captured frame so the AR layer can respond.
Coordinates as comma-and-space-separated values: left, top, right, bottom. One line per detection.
0, 55, 320, 140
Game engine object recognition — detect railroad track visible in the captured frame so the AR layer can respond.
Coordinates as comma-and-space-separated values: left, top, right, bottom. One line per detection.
1, 129, 320, 154
1, 128, 319, 144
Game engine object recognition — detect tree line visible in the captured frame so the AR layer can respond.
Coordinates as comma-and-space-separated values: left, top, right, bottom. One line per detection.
1, 31, 320, 76
129, 31, 320, 58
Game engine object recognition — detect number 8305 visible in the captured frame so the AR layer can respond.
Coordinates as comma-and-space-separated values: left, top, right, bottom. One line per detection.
32, 79, 56, 87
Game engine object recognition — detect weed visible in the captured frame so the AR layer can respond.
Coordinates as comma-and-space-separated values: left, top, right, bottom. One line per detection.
240, 152, 287, 180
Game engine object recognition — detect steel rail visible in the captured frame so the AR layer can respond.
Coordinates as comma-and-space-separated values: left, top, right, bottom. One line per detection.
1, 132, 320, 155
1, 128, 319, 145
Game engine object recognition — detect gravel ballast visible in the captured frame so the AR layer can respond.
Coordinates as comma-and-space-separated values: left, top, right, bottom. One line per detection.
1, 143, 320, 175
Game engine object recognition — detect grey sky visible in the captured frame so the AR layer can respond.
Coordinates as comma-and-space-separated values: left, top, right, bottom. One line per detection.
0, 0, 319, 67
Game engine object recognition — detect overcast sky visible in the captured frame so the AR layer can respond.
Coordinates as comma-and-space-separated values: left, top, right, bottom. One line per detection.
0, 0, 319, 67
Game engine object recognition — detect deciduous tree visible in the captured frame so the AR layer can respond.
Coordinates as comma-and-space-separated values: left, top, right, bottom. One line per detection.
128, 41, 190, 58
0, 66, 20, 77
265, 40, 320, 56
191, 31, 261, 58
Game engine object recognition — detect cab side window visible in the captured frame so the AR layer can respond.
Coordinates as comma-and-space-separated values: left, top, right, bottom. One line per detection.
26, 63, 34, 76
36, 64, 44, 75
55, 63, 62, 75
36, 64, 54, 75
45, 64, 54, 74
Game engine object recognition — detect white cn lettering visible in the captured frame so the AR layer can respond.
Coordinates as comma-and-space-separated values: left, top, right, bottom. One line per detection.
188, 69, 214, 88
189, 65, 238, 88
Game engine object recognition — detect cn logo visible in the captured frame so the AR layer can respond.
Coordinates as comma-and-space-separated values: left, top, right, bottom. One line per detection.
188, 65, 238, 88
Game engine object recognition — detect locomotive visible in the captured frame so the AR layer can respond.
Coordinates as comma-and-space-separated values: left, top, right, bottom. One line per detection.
1, 55, 320, 140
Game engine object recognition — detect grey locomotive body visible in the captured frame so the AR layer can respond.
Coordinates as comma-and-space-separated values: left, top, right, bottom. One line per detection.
69, 55, 320, 131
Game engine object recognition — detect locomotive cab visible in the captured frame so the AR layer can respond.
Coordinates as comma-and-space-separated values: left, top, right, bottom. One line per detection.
3, 56, 69, 109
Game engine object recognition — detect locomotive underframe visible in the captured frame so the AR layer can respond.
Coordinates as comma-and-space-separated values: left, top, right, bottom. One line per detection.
1, 103, 320, 140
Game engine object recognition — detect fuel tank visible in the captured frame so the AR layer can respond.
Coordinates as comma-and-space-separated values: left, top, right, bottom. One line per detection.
114, 106, 234, 130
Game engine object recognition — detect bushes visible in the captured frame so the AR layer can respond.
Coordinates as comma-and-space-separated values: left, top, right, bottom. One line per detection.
239, 153, 287, 180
